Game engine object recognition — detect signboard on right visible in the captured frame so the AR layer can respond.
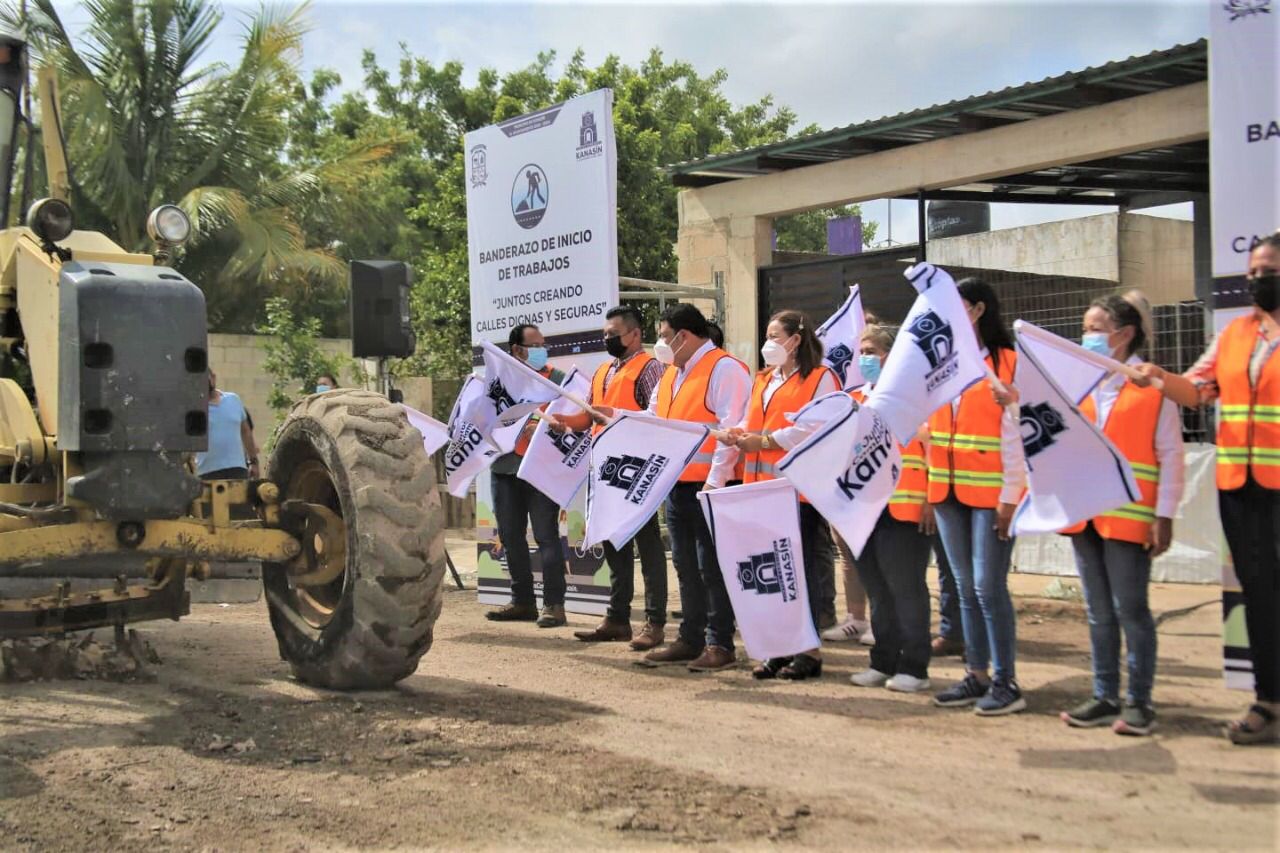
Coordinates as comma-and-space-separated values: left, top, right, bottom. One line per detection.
1209, 0, 1279, 690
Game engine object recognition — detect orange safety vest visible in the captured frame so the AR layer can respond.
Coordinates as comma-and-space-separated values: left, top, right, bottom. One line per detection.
1215, 313, 1280, 490
853, 389, 926, 523
1060, 380, 1163, 544
591, 352, 654, 435
927, 350, 1016, 509
742, 366, 833, 499
657, 348, 741, 483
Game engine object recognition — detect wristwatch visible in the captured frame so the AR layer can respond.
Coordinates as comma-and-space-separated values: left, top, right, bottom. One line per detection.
760, 432, 773, 450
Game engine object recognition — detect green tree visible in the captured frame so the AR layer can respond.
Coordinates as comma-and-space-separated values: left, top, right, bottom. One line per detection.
255, 295, 351, 422
11, 0, 395, 331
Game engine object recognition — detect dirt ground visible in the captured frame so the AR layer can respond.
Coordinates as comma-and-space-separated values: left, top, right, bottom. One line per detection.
2, 542, 1277, 852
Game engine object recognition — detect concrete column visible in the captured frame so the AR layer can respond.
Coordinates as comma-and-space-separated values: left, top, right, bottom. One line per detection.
676, 199, 772, 363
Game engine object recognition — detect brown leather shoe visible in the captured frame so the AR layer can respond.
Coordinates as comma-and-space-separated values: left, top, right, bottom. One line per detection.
574, 618, 632, 642
931, 636, 965, 657
687, 645, 737, 672
635, 638, 702, 667
628, 621, 665, 651
485, 602, 538, 622
536, 605, 567, 628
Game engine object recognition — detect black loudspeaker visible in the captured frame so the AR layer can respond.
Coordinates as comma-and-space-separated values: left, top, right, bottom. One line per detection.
350, 260, 416, 358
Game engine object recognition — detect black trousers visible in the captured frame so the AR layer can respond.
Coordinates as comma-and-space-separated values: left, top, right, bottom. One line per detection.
491, 472, 567, 607
856, 511, 933, 678
604, 512, 668, 625
798, 503, 835, 630
1219, 478, 1280, 703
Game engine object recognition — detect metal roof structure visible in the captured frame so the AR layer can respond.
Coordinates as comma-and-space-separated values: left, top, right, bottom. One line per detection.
670, 40, 1208, 206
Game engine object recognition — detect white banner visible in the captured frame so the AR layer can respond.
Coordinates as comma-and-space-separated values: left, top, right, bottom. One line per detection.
868, 263, 986, 445
464, 89, 619, 345
777, 396, 901, 558
401, 404, 450, 455
816, 286, 867, 390
1010, 339, 1140, 536
466, 340, 566, 437
443, 376, 500, 497
698, 478, 819, 660
1013, 321, 1109, 406
518, 369, 594, 505
584, 411, 708, 548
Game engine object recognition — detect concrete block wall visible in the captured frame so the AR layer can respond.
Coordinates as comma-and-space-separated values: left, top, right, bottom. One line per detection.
207, 334, 354, 436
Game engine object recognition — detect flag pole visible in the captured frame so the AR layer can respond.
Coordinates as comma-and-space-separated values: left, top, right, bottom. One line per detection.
1014, 320, 1164, 390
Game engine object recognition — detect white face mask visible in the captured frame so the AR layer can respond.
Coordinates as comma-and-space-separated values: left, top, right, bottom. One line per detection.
760, 338, 789, 367
654, 333, 680, 365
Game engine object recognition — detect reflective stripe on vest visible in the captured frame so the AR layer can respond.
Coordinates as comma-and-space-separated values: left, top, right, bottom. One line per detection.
657, 348, 741, 483
927, 350, 1016, 508
1215, 314, 1280, 490
1060, 381, 1163, 544
591, 352, 654, 436
742, 367, 833, 500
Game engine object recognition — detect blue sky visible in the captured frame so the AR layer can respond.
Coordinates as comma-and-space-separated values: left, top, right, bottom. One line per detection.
55, 0, 1210, 241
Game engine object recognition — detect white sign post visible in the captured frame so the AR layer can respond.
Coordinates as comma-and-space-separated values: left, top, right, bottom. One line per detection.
464, 90, 619, 615
465, 89, 619, 350
1209, 0, 1279, 690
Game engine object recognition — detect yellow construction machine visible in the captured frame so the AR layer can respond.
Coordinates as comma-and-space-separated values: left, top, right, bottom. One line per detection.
0, 33, 445, 689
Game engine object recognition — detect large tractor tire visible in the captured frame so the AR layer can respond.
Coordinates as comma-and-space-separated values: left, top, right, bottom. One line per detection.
263, 390, 445, 689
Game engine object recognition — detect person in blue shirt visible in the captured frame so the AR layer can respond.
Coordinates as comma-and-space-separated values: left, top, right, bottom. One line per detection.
197, 369, 259, 480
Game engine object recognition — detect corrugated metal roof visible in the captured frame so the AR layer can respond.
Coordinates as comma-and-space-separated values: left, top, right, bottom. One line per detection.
671, 39, 1208, 199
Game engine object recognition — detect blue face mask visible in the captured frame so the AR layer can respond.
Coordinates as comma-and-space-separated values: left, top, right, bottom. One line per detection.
316, 384, 331, 393
525, 346, 549, 370
858, 354, 882, 385
1080, 332, 1112, 357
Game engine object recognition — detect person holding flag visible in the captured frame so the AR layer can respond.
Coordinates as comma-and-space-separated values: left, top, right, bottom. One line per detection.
637, 304, 751, 671
721, 309, 838, 680
1050, 292, 1184, 737
484, 323, 571, 628
928, 278, 1028, 716
844, 325, 936, 693
1137, 233, 1280, 745
545, 306, 670, 651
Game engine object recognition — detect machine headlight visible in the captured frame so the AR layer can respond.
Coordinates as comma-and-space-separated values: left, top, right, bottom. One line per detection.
25, 197, 74, 244
146, 204, 191, 246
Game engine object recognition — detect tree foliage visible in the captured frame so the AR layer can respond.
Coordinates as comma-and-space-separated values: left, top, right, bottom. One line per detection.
255, 295, 350, 420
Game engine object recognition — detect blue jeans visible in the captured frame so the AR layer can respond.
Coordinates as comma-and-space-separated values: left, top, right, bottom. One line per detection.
1071, 524, 1157, 705
665, 482, 736, 650
934, 498, 1017, 682
935, 537, 963, 642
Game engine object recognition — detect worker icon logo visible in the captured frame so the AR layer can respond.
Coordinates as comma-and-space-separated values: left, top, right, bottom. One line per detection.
510, 163, 549, 229
825, 343, 853, 385
1019, 401, 1067, 457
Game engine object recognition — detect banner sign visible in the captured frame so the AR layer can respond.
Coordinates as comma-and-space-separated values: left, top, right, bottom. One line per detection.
1210, 0, 1278, 690
699, 478, 820, 661
464, 89, 619, 352
816, 286, 867, 390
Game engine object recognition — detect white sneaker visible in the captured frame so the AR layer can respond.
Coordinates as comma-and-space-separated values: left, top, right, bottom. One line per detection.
859, 628, 876, 646
849, 668, 891, 688
822, 617, 870, 643
886, 673, 932, 693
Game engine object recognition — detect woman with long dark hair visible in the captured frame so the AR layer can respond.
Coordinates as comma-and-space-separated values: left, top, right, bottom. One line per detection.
723, 309, 838, 680
928, 278, 1028, 716
1139, 233, 1280, 744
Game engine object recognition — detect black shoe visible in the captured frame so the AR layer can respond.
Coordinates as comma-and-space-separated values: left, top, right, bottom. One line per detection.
933, 673, 989, 708
485, 602, 538, 622
1061, 697, 1121, 728
1113, 701, 1156, 737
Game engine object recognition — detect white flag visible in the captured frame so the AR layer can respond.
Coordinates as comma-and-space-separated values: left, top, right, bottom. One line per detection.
1010, 338, 1140, 536
698, 478, 819, 661
583, 411, 708, 549
1014, 321, 1109, 405
777, 399, 902, 558
869, 263, 986, 444
518, 369, 594, 505
443, 376, 500, 497
816, 286, 867, 390
466, 340, 566, 437
401, 404, 450, 455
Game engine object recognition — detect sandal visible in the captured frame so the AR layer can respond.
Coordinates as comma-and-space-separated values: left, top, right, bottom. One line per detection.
778, 653, 823, 681
752, 657, 792, 680
1228, 704, 1279, 745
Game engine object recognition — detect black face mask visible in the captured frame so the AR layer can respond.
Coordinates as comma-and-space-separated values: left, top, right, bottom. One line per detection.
1250, 273, 1280, 312
604, 334, 628, 358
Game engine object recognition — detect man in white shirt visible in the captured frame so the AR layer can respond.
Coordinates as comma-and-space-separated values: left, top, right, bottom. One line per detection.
637, 304, 751, 671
